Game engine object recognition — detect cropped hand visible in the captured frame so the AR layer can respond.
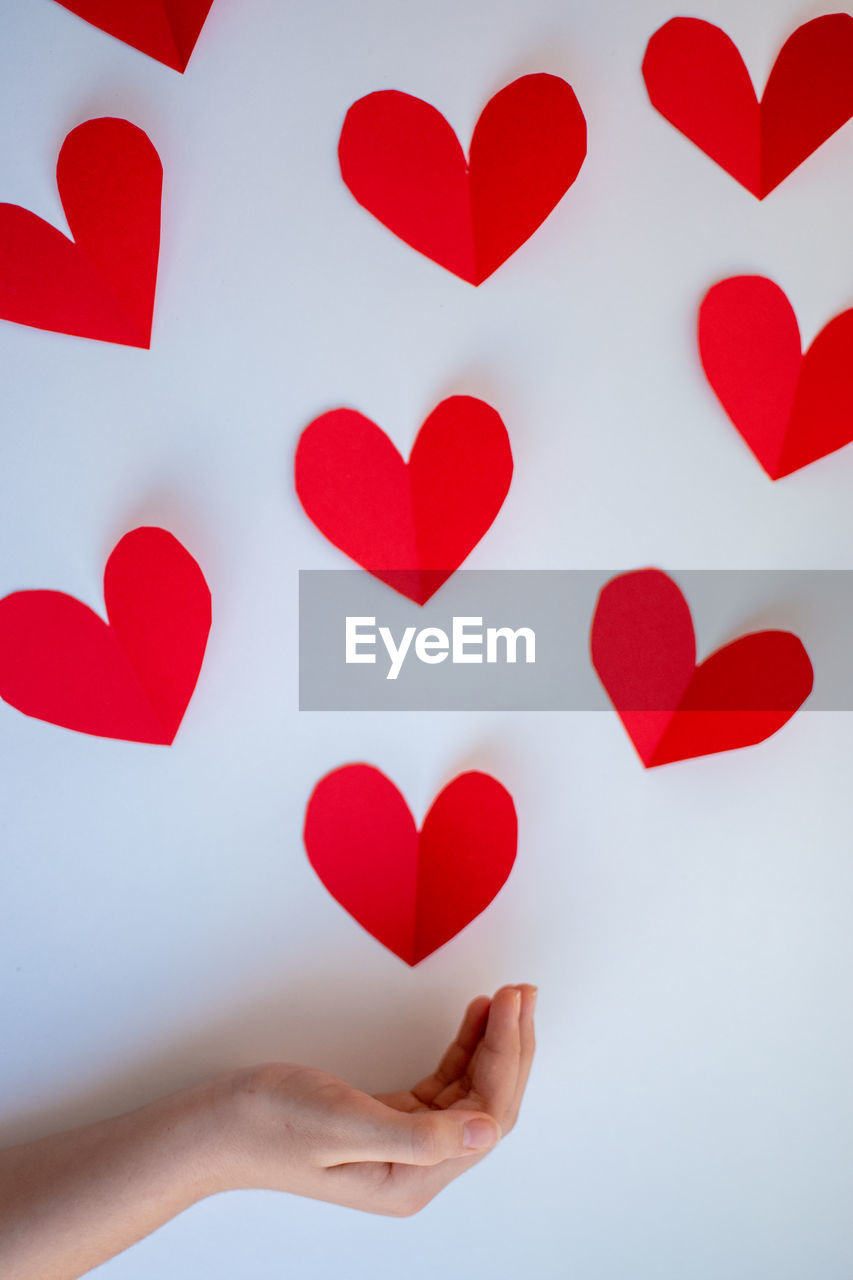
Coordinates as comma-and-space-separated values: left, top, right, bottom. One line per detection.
0, 985, 536, 1279
226, 983, 537, 1216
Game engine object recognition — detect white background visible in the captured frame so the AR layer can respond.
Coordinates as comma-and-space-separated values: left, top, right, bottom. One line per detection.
2, 0, 853, 1276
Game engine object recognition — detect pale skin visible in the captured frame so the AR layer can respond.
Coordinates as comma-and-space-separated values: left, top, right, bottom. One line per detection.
0, 984, 536, 1280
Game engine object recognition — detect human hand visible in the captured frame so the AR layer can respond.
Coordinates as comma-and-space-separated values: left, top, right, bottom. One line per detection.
0, 986, 536, 1279
221, 984, 536, 1216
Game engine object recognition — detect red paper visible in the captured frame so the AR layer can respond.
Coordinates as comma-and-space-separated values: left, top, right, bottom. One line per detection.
303, 765, 517, 966
0, 118, 161, 347
294, 395, 513, 604
53, 0, 214, 72
642, 15, 853, 197
0, 528, 211, 745
590, 569, 813, 767
338, 74, 587, 283
699, 275, 853, 479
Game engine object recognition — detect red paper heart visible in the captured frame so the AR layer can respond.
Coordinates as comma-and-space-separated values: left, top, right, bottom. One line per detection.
591, 569, 813, 768
338, 73, 587, 283
0, 528, 211, 744
642, 15, 853, 198
304, 765, 517, 965
294, 396, 513, 604
53, 0, 214, 72
699, 275, 853, 479
0, 118, 161, 347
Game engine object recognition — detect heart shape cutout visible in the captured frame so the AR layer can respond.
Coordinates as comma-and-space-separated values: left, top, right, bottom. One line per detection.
591, 569, 813, 767
338, 73, 587, 283
52, 0, 214, 72
0, 118, 162, 347
643, 15, 853, 197
303, 764, 517, 966
294, 395, 513, 604
0, 527, 211, 744
699, 275, 853, 479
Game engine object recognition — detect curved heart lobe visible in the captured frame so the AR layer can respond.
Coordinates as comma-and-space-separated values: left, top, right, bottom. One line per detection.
0, 118, 162, 347
338, 74, 587, 283
294, 396, 513, 603
591, 569, 813, 767
699, 275, 853, 478
0, 528, 211, 744
303, 765, 518, 965
643, 15, 853, 197
53, 0, 215, 72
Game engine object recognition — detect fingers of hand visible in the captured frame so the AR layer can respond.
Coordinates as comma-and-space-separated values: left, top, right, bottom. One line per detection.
409, 994, 491, 1107
433, 984, 537, 1120
329, 986, 536, 1217
464, 984, 524, 1121
336, 1096, 500, 1168
507, 984, 537, 1130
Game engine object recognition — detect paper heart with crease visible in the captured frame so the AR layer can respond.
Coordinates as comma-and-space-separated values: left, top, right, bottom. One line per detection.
52, 0, 214, 72
699, 275, 853, 479
338, 73, 587, 283
294, 395, 513, 604
590, 569, 813, 767
304, 765, 517, 965
0, 528, 211, 744
643, 15, 853, 197
0, 117, 161, 347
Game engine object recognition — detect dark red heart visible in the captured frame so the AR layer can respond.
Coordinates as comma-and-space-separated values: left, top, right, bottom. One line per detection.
338, 73, 587, 283
303, 765, 517, 966
0, 528, 211, 745
643, 15, 853, 197
591, 569, 813, 767
0, 118, 162, 347
699, 275, 853, 479
53, 0, 214, 72
294, 396, 513, 604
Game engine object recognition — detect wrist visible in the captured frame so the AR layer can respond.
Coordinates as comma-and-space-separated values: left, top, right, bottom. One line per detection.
196, 1065, 286, 1194
138, 1076, 240, 1203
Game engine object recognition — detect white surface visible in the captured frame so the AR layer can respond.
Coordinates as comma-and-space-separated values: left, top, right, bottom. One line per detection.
1, 0, 853, 1276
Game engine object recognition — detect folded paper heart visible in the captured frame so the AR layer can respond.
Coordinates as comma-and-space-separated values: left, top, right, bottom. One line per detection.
699, 275, 853, 479
52, 0, 214, 72
294, 395, 513, 604
338, 73, 587, 283
643, 14, 853, 198
0, 117, 161, 347
303, 764, 517, 965
0, 527, 210, 744
590, 569, 813, 767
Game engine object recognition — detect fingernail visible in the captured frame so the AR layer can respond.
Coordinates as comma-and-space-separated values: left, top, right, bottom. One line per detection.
464, 1118, 499, 1150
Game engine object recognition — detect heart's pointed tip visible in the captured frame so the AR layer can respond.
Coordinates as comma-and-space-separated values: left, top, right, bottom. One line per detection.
154, 48, 187, 72
139, 718, 179, 747
450, 263, 479, 286
386, 940, 421, 967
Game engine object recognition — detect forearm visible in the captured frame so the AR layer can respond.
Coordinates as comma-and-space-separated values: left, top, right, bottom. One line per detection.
0, 1077, 236, 1280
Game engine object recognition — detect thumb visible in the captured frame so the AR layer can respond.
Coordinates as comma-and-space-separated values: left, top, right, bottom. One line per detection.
343, 1102, 502, 1166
